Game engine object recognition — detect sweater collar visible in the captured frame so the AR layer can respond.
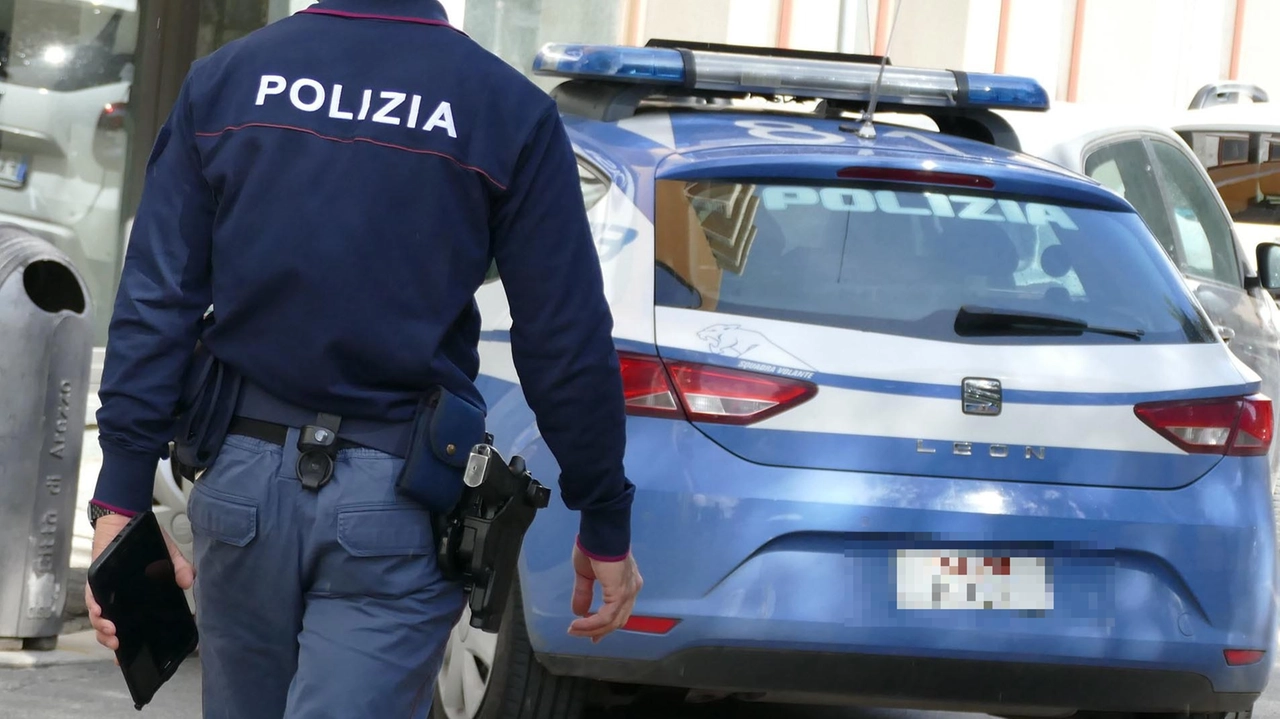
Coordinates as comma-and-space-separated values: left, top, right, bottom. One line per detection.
303, 0, 451, 24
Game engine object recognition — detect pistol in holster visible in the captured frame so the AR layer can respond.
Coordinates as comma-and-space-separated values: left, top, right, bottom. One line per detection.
393, 387, 551, 633
433, 444, 551, 633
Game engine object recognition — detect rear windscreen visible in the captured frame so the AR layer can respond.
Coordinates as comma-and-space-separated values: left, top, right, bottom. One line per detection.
653, 179, 1217, 345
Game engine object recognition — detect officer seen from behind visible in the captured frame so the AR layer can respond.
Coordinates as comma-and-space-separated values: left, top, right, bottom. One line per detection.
83, 1, 642, 716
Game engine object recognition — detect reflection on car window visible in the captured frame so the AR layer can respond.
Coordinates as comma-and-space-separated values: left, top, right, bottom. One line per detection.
1185, 129, 1280, 228
579, 160, 609, 211
1148, 139, 1240, 286
1, 0, 137, 91
196, 2, 269, 60
1084, 139, 1180, 261
654, 179, 1216, 345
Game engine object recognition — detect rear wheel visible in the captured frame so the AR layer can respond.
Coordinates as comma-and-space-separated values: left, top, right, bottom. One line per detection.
432, 578, 590, 719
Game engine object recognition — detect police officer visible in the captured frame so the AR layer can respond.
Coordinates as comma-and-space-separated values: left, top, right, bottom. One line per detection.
84, 1, 642, 716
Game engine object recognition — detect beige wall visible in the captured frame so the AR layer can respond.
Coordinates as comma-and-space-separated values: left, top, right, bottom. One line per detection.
1237, 0, 1280, 90
788, 0, 842, 52
1072, 0, 1232, 108
1000, 0, 1075, 102
642, 0, 739, 44
882, 0, 979, 71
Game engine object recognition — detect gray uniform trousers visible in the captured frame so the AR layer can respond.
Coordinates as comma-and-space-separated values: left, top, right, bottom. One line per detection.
186, 427, 466, 718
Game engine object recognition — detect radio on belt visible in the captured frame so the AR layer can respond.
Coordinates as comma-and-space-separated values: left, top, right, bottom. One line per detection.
436, 442, 552, 633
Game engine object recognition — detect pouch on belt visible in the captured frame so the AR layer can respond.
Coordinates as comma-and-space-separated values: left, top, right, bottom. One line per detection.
396, 388, 488, 514
171, 342, 243, 480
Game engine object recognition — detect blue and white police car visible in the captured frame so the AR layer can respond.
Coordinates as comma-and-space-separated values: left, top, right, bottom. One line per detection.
424, 41, 1280, 719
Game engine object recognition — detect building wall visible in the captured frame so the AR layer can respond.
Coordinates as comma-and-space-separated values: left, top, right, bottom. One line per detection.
1071, 0, 1233, 109
999, 0, 1076, 102
1236, 0, 1280, 91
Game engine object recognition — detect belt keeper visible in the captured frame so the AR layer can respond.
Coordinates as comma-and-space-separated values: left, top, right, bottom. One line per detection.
297, 412, 342, 490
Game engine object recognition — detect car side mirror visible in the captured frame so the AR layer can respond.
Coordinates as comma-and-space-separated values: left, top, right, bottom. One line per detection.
1256, 243, 1280, 297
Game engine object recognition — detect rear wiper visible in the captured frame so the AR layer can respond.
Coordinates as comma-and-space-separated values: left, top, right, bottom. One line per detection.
954, 305, 1145, 340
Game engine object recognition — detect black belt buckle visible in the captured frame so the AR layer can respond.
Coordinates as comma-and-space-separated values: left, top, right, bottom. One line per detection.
296, 413, 342, 491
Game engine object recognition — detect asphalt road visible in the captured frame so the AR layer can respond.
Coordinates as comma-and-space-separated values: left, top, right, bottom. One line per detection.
4, 657, 1280, 719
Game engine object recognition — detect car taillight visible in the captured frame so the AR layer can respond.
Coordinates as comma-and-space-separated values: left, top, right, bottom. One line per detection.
622, 615, 680, 634
836, 166, 996, 189
1224, 649, 1266, 666
1133, 394, 1273, 456
98, 102, 128, 131
619, 353, 681, 417
618, 352, 817, 425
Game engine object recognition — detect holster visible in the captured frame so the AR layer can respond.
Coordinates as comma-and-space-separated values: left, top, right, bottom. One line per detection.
435, 445, 552, 632
394, 387, 488, 514
170, 342, 243, 482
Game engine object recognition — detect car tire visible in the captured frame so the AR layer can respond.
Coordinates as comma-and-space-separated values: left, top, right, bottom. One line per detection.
432, 577, 589, 719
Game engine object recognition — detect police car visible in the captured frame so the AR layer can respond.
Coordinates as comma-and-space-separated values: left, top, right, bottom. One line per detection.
424, 41, 1280, 719
150, 41, 1280, 719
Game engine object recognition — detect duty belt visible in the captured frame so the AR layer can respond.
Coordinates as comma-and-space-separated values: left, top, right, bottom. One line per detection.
227, 378, 412, 455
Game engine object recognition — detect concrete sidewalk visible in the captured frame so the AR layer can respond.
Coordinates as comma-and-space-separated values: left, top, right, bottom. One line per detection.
0, 631, 113, 669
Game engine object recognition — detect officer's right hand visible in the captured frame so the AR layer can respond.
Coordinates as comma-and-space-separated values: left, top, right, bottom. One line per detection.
568, 542, 642, 643
86, 514, 196, 657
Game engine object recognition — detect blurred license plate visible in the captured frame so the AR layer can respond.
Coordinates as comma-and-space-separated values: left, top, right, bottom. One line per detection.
0, 150, 29, 188
0, 152, 29, 188
896, 549, 1052, 610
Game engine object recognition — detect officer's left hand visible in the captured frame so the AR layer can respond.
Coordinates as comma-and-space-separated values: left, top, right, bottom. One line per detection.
568, 543, 642, 643
86, 514, 196, 660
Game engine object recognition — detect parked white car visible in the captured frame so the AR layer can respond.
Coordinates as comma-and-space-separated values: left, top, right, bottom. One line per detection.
1, 0, 138, 344
993, 101, 1280, 493
1169, 82, 1280, 280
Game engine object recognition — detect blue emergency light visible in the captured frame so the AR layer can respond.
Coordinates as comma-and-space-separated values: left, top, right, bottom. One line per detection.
532, 43, 1050, 112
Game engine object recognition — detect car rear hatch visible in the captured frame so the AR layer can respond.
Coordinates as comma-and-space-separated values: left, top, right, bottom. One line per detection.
635, 151, 1267, 490
0, 0, 135, 222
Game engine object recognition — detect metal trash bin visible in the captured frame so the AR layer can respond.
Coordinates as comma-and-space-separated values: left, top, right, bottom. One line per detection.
0, 224, 94, 651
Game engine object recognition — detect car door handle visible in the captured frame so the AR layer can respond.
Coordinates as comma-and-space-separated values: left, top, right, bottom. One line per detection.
1217, 325, 1236, 343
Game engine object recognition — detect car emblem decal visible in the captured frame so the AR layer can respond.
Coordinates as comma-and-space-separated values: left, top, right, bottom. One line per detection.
962, 378, 1002, 416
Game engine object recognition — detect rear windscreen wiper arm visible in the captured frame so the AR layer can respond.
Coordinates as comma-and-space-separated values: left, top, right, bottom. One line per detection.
954, 305, 1145, 340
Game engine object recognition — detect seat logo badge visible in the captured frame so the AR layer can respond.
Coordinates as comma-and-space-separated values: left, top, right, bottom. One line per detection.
962, 378, 1002, 416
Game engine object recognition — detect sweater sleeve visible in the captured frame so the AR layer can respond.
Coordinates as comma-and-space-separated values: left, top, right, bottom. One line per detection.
487, 105, 635, 560
93, 71, 216, 514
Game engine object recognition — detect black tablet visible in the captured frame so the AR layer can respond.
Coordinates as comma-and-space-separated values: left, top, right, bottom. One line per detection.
86, 510, 199, 711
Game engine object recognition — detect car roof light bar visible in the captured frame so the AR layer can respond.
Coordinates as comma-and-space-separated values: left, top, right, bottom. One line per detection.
531, 43, 1050, 112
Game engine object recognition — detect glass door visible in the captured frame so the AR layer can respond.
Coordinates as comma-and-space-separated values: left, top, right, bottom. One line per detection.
0, 0, 141, 344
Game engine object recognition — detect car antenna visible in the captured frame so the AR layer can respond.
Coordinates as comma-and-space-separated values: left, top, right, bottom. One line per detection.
856, 0, 906, 140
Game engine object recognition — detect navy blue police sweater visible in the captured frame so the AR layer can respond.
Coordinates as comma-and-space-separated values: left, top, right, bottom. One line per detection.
92, 0, 635, 559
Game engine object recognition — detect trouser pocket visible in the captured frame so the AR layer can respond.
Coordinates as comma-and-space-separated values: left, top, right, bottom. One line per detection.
188, 484, 258, 548
312, 502, 440, 599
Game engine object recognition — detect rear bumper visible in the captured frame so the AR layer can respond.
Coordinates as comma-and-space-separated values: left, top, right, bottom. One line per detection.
538, 647, 1260, 715
474, 379, 1280, 712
